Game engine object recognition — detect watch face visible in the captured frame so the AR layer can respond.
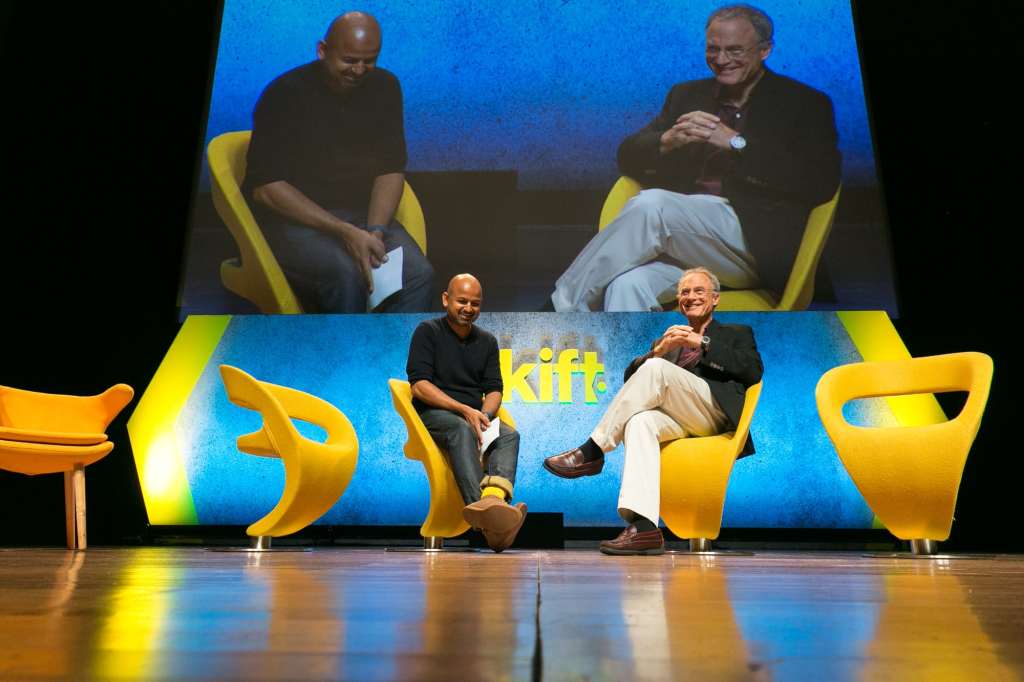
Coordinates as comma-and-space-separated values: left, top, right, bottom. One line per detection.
730, 135, 747, 150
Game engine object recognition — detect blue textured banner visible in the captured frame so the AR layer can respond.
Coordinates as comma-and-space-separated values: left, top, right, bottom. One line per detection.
175, 312, 879, 528
206, 0, 874, 189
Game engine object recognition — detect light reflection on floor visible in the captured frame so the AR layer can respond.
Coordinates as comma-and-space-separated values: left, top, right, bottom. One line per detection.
0, 548, 1021, 681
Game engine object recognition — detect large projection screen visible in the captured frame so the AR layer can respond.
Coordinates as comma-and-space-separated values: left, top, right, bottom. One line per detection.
180, 0, 895, 316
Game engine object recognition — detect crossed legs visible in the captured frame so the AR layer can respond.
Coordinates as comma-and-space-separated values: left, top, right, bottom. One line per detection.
551, 189, 759, 312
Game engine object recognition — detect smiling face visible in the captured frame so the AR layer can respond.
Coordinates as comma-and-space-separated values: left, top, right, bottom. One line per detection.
442, 275, 483, 333
705, 17, 771, 89
676, 272, 719, 323
317, 23, 380, 93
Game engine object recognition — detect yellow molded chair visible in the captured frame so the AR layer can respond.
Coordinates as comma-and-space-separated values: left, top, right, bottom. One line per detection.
0, 383, 135, 549
815, 352, 993, 555
388, 378, 516, 550
659, 381, 762, 553
208, 130, 428, 314
220, 365, 358, 547
598, 177, 841, 311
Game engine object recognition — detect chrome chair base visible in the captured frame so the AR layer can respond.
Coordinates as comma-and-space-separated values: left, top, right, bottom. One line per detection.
665, 538, 755, 556
386, 537, 479, 553
863, 538, 994, 559
207, 536, 311, 552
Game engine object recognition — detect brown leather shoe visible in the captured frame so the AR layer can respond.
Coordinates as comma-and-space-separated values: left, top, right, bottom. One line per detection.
483, 503, 527, 553
462, 496, 521, 535
599, 525, 665, 555
543, 447, 604, 479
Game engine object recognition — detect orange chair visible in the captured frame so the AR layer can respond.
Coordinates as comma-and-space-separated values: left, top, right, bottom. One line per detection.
0, 383, 135, 549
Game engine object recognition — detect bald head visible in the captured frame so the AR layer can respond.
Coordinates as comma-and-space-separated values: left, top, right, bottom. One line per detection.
443, 274, 483, 334
317, 12, 382, 92
447, 274, 482, 298
324, 11, 381, 49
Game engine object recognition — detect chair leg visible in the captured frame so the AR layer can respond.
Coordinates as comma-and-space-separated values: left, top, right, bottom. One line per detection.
665, 537, 754, 556
689, 538, 712, 552
386, 536, 476, 552
63, 466, 87, 550
909, 539, 938, 555
863, 538, 992, 559
250, 536, 272, 550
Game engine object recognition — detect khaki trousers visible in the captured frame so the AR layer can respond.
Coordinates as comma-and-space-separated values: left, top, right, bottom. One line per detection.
551, 189, 759, 311
591, 358, 727, 525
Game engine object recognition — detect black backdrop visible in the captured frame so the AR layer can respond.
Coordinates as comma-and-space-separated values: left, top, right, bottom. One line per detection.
1, 1, 1019, 550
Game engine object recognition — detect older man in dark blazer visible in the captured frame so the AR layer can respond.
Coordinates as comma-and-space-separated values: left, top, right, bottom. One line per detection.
551, 4, 840, 311
544, 267, 763, 554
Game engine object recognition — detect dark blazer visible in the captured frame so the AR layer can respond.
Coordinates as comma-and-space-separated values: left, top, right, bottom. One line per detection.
623, 319, 763, 457
617, 69, 841, 297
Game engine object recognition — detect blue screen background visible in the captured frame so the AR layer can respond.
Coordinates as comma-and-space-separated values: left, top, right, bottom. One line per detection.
205, 0, 876, 190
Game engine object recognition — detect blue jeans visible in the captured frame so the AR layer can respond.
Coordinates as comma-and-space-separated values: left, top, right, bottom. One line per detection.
264, 208, 435, 313
418, 408, 520, 505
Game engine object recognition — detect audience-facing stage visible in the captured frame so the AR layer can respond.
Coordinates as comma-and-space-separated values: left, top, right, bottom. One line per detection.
1, 547, 1021, 680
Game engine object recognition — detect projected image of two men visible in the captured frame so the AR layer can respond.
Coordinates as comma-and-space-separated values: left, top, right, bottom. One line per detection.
181, 0, 892, 316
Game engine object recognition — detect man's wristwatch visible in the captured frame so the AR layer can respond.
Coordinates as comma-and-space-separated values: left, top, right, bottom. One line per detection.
729, 134, 747, 151
701, 336, 711, 353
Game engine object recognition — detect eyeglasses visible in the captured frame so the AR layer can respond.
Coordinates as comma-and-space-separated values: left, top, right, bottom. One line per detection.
678, 287, 716, 298
705, 44, 764, 60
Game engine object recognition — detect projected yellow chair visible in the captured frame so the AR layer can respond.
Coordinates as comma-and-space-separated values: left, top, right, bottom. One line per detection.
659, 382, 762, 553
208, 130, 428, 314
388, 378, 517, 550
0, 383, 135, 549
598, 177, 841, 311
220, 365, 358, 549
815, 352, 993, 555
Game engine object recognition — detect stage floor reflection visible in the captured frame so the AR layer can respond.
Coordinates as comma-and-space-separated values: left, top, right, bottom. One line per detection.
1, 548, 1022, 680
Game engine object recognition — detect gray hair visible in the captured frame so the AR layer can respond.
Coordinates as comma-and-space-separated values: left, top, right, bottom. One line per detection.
678, 267, 721, 293
706, 4, 774, 45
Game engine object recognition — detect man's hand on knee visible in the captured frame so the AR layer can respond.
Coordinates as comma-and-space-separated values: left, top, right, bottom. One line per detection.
458, 405, 490, 445
341, 228, 388, 292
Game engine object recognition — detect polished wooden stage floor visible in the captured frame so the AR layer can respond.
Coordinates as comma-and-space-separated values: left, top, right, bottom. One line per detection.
1, 547, 1022, 681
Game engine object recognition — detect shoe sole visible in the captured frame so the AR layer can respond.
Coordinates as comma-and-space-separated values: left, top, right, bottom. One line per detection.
463, 501, 522, 535
487, 504, 528, 553
599, 545, 665, 556
542, 459, 603, 479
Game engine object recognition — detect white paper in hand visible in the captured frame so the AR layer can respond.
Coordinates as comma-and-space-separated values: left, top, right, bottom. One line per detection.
367, 246, 404, 311
479, 418, 501, 455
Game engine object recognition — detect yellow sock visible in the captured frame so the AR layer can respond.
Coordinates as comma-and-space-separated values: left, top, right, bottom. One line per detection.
482, 486, 507, 501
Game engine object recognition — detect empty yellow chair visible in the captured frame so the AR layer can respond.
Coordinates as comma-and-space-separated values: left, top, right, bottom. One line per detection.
659, 382, 762, 552
388, 378, 516, 550
815, 352, 993, 554
0, 383, 134, 549
598, 177, 841, 311
208, 130, 428, 314
220, 365, 358, 546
